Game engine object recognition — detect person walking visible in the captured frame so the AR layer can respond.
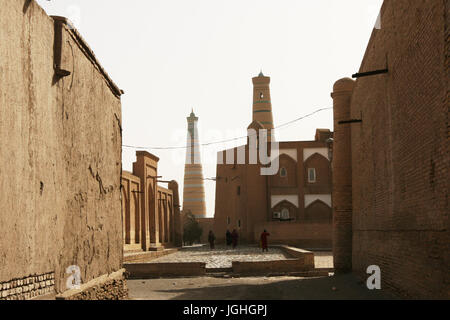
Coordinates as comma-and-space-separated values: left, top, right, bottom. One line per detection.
260, 229, 270, 252
208, 230, 216, 249
231, 229, 239, 249
226, 229, 232, 246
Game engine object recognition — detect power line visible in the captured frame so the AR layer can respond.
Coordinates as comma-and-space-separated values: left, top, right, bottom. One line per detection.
122, 107, 333, 151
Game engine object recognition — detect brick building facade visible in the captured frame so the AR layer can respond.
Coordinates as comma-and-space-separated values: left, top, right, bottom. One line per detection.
331, 0, 449, 298
213, 73, 333, 248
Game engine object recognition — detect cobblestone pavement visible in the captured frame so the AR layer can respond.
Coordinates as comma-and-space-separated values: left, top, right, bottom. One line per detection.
145, 245, 333, 269
149, 245, 288, 268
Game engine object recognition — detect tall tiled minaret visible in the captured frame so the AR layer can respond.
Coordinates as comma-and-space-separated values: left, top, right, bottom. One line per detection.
251, 71, 275, 141
182, 109, 207, 218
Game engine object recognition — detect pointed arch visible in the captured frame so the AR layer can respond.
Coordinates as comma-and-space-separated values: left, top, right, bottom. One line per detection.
304, 199, 332, 222
304, 152, 329, 163
272, 200, 298, 221
304, 152, 331, 188
270, 153, 298, 187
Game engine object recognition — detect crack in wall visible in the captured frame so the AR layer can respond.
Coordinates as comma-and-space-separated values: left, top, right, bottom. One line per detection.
114, 113, 122, 137
88, 165, 113, 196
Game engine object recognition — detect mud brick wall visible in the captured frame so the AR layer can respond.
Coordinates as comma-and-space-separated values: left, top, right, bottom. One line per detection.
0, 0, 123, 298
254, 222, 332, 249
347, 0, 449, 299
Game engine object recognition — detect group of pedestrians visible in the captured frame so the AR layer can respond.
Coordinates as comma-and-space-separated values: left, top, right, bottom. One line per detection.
207, 229, 270, 252
225, 229, 239, 248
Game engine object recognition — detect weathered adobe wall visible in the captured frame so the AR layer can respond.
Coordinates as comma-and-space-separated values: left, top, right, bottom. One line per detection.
253, 222, 332, 249
349, 0, 449, 298
0, 0, 123, 299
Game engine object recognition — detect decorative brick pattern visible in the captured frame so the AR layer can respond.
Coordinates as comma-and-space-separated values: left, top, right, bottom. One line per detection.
0, 272, 55, 300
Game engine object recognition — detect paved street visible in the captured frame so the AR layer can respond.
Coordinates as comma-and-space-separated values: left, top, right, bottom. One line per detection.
128, 274, 395, 300
142, 245, 333, 269
126, 245, 363, 300
148, 245, 288, 268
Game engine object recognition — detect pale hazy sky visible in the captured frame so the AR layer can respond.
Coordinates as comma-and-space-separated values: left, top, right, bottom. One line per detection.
37, 0, 383, 217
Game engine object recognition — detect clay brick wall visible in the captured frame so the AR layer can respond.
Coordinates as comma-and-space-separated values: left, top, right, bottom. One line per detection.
347, 0, 449, 298
253, 222, 332, 249
0, 0, 123, 298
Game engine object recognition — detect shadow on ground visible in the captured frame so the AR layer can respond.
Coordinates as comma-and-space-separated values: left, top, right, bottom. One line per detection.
128, 274, 396, 300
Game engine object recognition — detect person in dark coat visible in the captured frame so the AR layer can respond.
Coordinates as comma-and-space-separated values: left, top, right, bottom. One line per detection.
231, 229, 239, 249
260, 229, 270, 252
226, 230, 232, 246
208, 230, 216, 249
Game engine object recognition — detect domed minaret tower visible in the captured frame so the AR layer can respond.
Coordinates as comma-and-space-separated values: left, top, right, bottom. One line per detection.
182, 109, 207, 218
250, 71, 275, 142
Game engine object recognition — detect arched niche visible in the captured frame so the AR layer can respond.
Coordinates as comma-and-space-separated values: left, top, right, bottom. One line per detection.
270, 153, 298, 187
304, 153, 331, 187
272, 200, 298, 221
304, 199, 332, 223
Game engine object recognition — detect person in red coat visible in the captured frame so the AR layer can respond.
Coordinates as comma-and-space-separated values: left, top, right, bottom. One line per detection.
260, 229, 270, 252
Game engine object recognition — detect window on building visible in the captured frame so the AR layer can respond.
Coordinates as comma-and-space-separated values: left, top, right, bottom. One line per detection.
238, 220, 241, 228
280, 167, 287, 178
227, 217, 230, 225
260, 92, 264, 99
237, 186, 241, 195
281, 208, 290, 220
308, 168, 316, 183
